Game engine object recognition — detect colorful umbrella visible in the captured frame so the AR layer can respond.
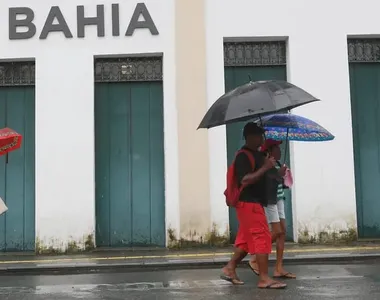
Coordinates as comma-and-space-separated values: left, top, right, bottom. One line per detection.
0, 128, 22, 157
258, 113, 335, 142
257, 113, 334, 164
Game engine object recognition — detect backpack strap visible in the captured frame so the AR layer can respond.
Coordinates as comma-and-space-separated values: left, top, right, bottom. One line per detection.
235, 149, 256, 190
238, 149, 256, 170
235, 149, 256, 171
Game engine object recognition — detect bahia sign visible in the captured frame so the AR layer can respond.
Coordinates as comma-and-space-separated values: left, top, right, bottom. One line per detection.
9, 3, 159, 40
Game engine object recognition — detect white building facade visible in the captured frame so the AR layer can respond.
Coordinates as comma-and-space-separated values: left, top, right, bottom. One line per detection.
0, 0, 378, 252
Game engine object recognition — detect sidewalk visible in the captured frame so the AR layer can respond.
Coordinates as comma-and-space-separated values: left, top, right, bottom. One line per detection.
1, 243, 380, 275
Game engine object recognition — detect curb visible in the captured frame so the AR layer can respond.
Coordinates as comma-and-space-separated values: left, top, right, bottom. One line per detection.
0, 253, 380, 276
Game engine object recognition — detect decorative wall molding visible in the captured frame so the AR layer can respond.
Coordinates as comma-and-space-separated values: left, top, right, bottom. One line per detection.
0, 62, 35, 87
348, 39, 380, 63
224, 41, 286, 66
94, 57, 163, 82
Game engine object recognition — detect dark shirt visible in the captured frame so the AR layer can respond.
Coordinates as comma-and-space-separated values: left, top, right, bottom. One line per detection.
266, 161, 287, 205
266, 167, 282, 205
234, 146, 268, 206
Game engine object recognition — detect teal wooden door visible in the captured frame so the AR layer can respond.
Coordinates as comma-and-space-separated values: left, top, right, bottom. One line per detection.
225, 66, 294, 242
0, 87, 35, 251
349, 63, 380, 238
95, 82, 165, 247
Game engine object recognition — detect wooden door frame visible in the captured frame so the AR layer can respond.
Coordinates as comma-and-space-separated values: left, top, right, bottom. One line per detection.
223, 41, 295, 242
0, 61, 36, 251
94, 56, 166, 247
348, 39, 380, 239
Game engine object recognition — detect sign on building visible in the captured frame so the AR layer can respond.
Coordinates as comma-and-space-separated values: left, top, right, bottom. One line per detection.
9, 3, 159, 40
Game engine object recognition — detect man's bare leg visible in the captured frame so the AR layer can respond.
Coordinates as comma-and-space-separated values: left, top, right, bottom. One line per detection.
256, 253, 286, 289
221, 247, 247, 284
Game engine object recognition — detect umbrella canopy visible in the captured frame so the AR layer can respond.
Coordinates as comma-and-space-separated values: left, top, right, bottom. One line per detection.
0, 128, 22, 156
258, 113, 335, 142
198, 80, 319, 129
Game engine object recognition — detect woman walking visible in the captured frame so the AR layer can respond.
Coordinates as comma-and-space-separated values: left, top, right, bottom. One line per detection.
249, 139, 296, 279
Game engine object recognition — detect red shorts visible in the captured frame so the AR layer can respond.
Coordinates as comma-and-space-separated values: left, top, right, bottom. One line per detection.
234, 202, 272, 255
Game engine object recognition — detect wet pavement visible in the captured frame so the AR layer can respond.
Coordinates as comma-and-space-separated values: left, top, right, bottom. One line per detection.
1, 244, 380, 275
0, 261, 380, 299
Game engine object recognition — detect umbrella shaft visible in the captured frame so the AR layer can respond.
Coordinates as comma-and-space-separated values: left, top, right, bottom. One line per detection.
283, 128, 289, 165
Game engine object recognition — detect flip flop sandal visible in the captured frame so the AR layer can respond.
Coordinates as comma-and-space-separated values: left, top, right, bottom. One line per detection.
248, 261, 259, 276
220, 274, 244, 285
259, 282, 287, 289
273, 272, 296, 279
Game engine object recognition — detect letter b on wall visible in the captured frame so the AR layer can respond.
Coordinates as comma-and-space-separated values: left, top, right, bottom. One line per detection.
9, 7, 37, 40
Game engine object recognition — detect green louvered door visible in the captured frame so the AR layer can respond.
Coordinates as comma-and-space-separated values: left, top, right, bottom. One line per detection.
0, 87, 35, 251
224, 42, 293, 242
349, 58, 380, 239
95, 81, 165, 247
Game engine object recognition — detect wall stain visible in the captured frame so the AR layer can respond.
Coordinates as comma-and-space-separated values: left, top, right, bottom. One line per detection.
298, 226, 358, 244
36, 233, 95, 255
167, 223, 230, 249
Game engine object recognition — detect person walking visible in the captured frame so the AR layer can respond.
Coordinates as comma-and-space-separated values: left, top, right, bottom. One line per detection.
221, 123, 287, 289
248, 139, 296, 279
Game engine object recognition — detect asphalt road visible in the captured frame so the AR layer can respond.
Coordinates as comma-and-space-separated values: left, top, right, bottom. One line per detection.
0, 262, 379, 299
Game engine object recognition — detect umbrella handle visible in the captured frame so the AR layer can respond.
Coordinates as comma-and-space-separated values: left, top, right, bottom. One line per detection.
6, 154, 8, 164
258, 115, 266, 141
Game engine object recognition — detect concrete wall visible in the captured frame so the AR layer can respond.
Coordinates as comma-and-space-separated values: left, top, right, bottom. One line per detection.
2, 0, 379, 249
206, 0, 380, 239
0, 0, 178, 249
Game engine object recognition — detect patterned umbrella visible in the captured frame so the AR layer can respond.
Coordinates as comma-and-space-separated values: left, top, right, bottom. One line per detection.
258, 113, 335, 142
0, 128, 22, 156
257, 113, 334, 164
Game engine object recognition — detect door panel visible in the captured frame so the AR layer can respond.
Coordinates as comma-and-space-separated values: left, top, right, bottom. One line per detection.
95, 82, 165, 247
349, 63, 380, 238
0, 87, 35, 251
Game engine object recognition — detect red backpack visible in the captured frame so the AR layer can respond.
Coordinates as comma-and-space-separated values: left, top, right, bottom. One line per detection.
224, 149, 256, 207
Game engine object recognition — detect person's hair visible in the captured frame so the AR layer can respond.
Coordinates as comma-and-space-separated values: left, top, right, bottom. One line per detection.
243, 122, 264, 139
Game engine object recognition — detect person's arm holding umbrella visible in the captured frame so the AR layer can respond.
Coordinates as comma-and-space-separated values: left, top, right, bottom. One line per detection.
266, 163, 287, 183
260, 140, 288, 182
236, 155, 277, 186
276, 164, 290, 184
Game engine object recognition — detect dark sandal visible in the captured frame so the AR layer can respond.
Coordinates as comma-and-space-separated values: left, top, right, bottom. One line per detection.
273, 272, 296, 279
220, 274, 244, 285
259, 282, 287, 289
248, 261, 259, 276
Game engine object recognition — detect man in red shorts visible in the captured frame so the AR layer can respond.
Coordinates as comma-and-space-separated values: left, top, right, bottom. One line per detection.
221, 122, 287, 289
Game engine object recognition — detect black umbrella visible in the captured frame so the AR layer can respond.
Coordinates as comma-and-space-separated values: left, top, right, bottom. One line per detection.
198, 80, 320, 129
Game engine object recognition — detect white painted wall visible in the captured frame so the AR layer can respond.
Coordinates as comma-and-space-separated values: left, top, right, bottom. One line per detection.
0, 0, 178, 249
206, 0, 380, 239
3, 0, 378, 249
